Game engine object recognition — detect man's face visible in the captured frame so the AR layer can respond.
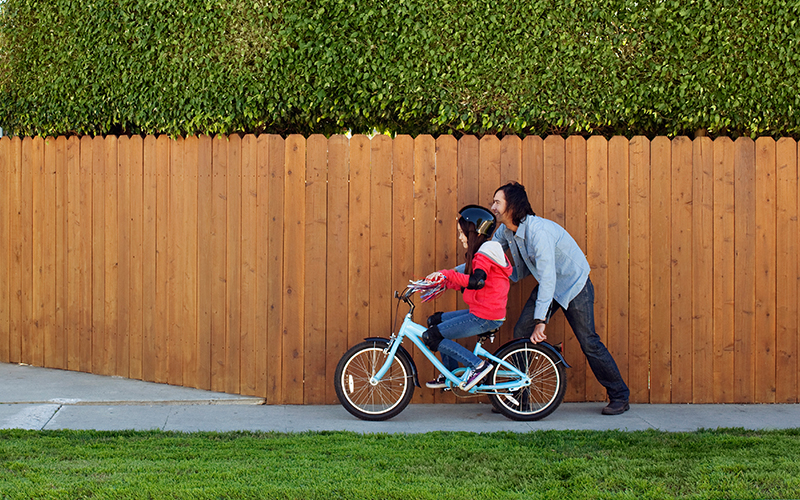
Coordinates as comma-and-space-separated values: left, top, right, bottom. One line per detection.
491, 190, 510, 226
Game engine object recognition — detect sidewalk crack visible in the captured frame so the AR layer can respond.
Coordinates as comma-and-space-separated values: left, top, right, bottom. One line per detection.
41, 405, 62, 430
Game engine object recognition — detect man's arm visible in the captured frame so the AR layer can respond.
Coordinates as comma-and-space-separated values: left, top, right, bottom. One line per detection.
527, 231, 557, 343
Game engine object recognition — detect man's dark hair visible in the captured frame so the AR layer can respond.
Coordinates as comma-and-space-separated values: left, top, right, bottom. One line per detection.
495, 182, 535, 226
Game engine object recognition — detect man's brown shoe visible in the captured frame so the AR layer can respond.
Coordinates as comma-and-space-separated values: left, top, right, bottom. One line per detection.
602, 401, 630, 415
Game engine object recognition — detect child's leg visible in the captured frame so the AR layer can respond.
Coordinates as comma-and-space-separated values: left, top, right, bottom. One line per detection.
436, 311, 503, 369
436, 310, 473, 371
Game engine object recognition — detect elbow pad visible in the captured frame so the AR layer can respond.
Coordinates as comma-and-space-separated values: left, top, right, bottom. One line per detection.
466, 269, 487, 290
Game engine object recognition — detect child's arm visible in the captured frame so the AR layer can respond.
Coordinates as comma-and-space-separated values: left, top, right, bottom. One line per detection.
440, 263, 488, 290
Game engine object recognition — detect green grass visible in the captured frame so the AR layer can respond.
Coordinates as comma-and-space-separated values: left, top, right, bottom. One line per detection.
1, 428, 799, 499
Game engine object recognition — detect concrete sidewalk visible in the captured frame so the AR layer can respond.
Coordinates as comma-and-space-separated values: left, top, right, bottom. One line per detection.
2, 362, 799, 433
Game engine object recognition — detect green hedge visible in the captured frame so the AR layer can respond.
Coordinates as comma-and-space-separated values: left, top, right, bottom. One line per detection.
1, 0, 799, 138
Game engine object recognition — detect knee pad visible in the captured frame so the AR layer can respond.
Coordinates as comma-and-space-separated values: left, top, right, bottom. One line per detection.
427, 311, 444, 328
422, 325, 444, 352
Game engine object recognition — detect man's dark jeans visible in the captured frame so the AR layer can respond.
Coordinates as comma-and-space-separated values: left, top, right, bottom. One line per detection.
514, 278, 630, 402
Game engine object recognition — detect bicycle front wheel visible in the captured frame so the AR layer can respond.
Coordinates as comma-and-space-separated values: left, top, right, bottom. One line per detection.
488, 342, 566, 421
334, 340, 414, 421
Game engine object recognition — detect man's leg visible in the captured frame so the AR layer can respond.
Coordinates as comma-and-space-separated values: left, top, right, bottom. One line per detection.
514, 285, 558, 339
562, 278, 630, 412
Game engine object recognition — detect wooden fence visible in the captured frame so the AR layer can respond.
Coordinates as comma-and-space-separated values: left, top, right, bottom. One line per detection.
0, 134, 798, 405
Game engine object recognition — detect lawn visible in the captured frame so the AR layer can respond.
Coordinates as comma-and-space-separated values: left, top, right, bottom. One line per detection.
1, 428, 799, 499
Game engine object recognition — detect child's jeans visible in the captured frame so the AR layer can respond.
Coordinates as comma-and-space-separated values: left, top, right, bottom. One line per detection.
435, 309, 504, 371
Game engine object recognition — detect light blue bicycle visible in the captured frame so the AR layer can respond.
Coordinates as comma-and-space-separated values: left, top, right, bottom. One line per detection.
334, 286, 569, 421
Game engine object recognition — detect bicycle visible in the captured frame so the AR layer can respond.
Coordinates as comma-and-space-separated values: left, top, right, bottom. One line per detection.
334, 286, 570, 421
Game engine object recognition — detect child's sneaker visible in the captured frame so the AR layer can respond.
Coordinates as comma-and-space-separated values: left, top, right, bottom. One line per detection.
425, 374, 447, 389
461, 361, 493, 391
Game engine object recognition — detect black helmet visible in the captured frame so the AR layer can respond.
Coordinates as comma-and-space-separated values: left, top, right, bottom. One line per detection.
458, 205, 496, 236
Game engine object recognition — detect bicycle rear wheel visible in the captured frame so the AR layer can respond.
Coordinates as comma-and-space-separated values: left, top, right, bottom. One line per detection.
488, 341, 566, 421
334, 340, 414, 421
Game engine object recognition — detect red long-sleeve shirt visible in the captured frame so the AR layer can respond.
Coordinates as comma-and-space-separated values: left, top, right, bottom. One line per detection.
440, 241, 512, 321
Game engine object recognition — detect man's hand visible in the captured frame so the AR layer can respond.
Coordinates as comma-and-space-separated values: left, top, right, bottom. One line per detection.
529, 322, 547, 344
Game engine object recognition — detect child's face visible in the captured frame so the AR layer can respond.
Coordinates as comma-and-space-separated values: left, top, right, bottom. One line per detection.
457, 224, 468, 249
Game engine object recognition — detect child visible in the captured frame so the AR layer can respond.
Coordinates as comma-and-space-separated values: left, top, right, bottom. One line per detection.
422, 205, 512, 391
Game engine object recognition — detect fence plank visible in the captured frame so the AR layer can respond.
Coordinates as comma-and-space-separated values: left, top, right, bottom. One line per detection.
304, 134, 328, 404
521, 136, 545, 371
671, 137, 693, 403
0, 138, 9, 362
457, 135, 480, 314
435, 134, 458, 317
141, 136, 158, 382
182, 136, 199, 390
692, 137, 714, 403
90, 136, 107, 374
117, 136, 131, 378
266, 135, 285, 403
128, 135, 144, 381
65, 137, 81, 370
168, 137, 185, 386
586, 136, 608, 401
628, 136, 650, 402
369, 135, 392, 356
19, 138, 37, 365
104, 136, 119, 377
79, 136, 93, 372
458, 136, 480, 205
53, 136, 68, 370
543, 136, 568, 354
348, 135, 370, 353
793, 139, 800, 403
195, 135, 213, 391
776, 138, 798, 403
563, 136, 588, 401
413, 135, 437, 402
734, 137, 756, 403
479, 136, 503, 342
755, 137, 777, 403
500, 136, 523, 352
391, 135, 414, 344
713, 137, 735, 402
435, 135, 459, 404
209, 136, 227, 392
8, 138, 24, 364
326, 135, 349, 404
240, 135, 259, 396
608, 136, 630, 392
283, 135, 305, 404
225, 135, 242, 394
33, 137, 52, 368
253, 135, 270, 398
154, 135, 171, 383
650, 136, 672, 403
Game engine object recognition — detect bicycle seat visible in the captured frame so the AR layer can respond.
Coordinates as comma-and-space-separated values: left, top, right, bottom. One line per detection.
477, 328, 500, 343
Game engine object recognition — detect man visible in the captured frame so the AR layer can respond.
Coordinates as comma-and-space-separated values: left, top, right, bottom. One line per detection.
491, 182, 630, 415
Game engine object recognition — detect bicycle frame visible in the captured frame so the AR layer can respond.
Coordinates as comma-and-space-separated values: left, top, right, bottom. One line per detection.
370, 309, 531, 394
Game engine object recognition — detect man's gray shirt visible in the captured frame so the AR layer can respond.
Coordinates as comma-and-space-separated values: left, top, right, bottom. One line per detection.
492, 215, 591, 321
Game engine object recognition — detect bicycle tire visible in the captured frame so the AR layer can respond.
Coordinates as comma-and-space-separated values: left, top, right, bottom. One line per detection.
488, 341, 567, 421
334, 340, 415, 421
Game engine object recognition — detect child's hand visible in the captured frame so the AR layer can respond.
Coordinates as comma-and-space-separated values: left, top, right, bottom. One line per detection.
425, 271, 445, 283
